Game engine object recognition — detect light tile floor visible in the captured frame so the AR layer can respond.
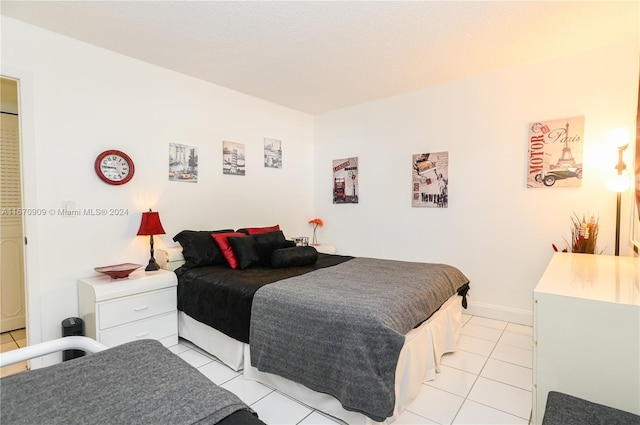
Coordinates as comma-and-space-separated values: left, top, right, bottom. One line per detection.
170, 314, 533, 425
0, 328, 29, 377
0, 316, 532, 423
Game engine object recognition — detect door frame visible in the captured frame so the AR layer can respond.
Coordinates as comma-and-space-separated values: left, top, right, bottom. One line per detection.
2, 66, 43, 368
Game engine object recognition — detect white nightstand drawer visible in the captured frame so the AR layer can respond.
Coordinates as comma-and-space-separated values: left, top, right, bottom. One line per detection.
98, 288, 175, 329
79, 269, 178, 348
99, 311, 177, 347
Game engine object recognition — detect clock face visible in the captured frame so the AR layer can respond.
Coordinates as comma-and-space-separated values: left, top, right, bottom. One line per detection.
94, 150, 135, 185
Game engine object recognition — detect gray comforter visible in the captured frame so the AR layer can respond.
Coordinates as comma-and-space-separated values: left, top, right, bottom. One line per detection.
1, 339, 254, 425
249, 257, 469, 421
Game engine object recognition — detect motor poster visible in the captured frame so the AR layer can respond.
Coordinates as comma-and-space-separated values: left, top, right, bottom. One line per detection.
527, 116, 584, 188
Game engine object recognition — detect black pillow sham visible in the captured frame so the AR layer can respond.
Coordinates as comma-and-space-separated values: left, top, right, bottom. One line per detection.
252, 231, 295, 266
172, 229, 234, 268
271, 246, 319, 268
227, 236, 261, 270
235, 224, 280, 235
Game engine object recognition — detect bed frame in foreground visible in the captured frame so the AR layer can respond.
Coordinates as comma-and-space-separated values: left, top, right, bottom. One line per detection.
0, 336, 107, 367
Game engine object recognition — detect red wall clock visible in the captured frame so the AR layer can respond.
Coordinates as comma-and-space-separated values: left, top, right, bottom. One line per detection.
94, 150, 135, 185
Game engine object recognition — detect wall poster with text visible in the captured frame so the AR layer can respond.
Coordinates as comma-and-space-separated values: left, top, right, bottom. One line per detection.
264, 137, 282, 169
632, 81, 640, 250
527, 116, 584, 188
333, 157, 358, 204
168, 143, 198, 183
223, 141, 245, 176
412, 151, 448, 208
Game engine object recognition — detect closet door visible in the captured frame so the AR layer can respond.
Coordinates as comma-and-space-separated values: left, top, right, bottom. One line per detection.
0, 111, 26, 333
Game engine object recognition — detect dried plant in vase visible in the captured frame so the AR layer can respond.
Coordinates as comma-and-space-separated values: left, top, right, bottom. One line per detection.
552, 213, 600, 254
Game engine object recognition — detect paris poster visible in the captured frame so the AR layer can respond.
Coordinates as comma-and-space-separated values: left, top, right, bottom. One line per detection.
527, 116, 584, 188
412, 151, 449, 208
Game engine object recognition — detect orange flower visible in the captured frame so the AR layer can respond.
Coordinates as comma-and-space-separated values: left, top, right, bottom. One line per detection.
308, 218, 324, 227
309, 218, 323, 245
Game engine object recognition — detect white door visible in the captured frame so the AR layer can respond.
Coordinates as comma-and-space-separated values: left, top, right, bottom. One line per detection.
0, 82, 26, 333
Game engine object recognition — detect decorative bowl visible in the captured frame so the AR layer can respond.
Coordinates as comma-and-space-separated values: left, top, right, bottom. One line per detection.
94, 263, 143, 279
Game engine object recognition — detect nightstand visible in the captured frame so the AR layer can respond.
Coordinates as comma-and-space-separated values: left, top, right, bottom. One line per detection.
312, 244, 336, 255
78, 269, 178, 348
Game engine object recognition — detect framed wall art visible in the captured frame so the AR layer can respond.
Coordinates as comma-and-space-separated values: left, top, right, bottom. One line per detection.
332, 157, 358, 204
168, 143, 198, 183
527, 116, 584, 188
223, 141, 245, 176
264, 138, 282, 169
412, 151, 448, 208
632, 80, 640, 251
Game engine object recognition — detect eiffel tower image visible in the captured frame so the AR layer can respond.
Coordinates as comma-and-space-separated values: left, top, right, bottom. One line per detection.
535, 120, 583, 187
552, 122, 576, 169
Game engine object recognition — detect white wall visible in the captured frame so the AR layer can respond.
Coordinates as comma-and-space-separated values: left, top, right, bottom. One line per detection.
2, 15, 638, 362
2, 17, 315, 364
314, 41, 639, 324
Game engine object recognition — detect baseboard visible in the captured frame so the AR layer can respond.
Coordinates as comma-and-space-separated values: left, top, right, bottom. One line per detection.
465, 300, 533, 326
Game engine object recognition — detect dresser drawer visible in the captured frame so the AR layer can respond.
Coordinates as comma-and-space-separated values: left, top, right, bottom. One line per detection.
99, 311, 177, 347
98, 288, 175, 329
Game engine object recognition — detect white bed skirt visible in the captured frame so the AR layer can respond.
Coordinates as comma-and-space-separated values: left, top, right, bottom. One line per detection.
178, 311, 245, 371
243, 294, 462, 424
180, 294, 463, 424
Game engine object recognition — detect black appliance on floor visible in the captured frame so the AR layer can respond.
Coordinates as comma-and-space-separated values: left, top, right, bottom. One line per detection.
61, 317, 85, 361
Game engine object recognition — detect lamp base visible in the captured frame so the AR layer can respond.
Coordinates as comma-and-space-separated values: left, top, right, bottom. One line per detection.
145, 257, 160, 271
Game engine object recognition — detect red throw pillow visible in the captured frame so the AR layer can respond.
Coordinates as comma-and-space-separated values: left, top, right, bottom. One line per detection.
245, 225, 280, 235
211, 232, 246, 269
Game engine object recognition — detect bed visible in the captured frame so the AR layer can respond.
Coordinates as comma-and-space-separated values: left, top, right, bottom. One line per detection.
158, 228, 470, 424
0, 336, 265, 425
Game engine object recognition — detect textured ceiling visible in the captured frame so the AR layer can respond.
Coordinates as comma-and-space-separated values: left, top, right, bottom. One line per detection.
2, 1, 638, 114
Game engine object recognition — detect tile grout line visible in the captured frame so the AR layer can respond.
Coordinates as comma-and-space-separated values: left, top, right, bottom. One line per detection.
410, 317, 496, 423
410, 316, 533, 424
449, 321, 504, 424
474, 321, 533, 422
449, 320, 533, 424
295, 410, 315, 425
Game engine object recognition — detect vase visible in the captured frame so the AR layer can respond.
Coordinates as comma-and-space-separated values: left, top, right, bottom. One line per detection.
312, 227, 318, 245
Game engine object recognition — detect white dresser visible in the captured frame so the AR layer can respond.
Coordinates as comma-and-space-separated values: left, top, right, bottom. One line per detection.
78, 269, 178, 348
532, 252, 640, 424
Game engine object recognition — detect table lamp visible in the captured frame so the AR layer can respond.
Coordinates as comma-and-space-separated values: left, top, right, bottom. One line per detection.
137, 209, 166, 271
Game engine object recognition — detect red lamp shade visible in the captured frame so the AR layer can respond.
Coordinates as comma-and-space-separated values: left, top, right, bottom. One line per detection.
137, 210, 166, 236
137, 209, 165, 272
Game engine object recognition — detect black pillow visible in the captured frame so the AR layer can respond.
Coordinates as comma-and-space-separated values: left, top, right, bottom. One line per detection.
252, 231, 296, 266
227, 236, 261, 270
271, 246, 319, 268
172, 229, 234, 268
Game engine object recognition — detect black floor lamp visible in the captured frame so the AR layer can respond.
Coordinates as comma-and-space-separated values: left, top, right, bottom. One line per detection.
607, 128, 630, 256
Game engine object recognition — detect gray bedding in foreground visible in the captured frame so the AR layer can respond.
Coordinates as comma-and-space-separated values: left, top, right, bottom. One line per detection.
249, 257, 469, 422
1, 339, 253, 425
